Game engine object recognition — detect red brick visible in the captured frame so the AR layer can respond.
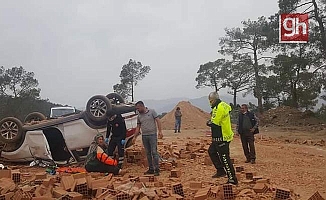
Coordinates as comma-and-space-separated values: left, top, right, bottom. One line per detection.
52, 188, 68, 198
60, 175, 75, 191
308, 191, 325, 200
0, 169, 11, 179
170, 169, 181, 178
66, 192, 83, 200
189, 181, 202, 189
35, 172, 47, 180
253, 183, 268, 193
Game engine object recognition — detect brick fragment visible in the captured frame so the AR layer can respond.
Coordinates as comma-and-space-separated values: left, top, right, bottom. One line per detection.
172, 183, 184, 197
275, 187, 291, 200
253, 183, 268, 193
189, 181, 202, 189
170, 169, 181, 178
308, 191, 325, 200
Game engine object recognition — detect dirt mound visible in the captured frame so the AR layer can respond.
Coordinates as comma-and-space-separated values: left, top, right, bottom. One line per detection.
260, 106, 323, 129
161, 101, 210, 130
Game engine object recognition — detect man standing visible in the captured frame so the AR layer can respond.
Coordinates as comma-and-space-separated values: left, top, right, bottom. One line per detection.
237, 104, 259, 164
106, 113, 127, 169
207, 91, 238, 185
133, 101, 163, 176
174, 107, 182, 133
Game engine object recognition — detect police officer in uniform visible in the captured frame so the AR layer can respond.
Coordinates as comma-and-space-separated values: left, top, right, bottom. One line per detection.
207, 91, 238, 185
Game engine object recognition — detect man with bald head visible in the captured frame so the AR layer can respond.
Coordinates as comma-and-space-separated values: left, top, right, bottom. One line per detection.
206, 91, 238, 185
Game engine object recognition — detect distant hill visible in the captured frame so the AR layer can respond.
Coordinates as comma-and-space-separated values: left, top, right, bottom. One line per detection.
143, 95, 257, 114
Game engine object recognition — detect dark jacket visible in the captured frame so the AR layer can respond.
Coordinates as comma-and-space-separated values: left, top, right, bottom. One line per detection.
237, 111, 259, 135
106, 114, 127, 140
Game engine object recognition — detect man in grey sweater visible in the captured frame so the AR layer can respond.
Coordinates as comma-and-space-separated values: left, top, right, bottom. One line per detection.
133, 101, 163, 176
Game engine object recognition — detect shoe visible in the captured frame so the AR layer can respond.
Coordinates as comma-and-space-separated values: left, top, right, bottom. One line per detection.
245, 159, 250, 163
144, 170, 154, 175
174, 130, 177, 133
178, 131, 181, 133
251, 160, 256, 164
212, 171, 227, 178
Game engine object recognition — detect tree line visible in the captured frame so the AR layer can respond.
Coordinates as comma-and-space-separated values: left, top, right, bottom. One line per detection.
195, 0, 326, 117
0, 66, 63, 121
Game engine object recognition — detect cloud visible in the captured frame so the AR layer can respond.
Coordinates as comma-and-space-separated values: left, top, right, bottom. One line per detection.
0, 0, 278, 107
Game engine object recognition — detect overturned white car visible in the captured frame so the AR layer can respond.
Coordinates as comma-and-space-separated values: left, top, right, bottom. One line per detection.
0, 93, 137, 164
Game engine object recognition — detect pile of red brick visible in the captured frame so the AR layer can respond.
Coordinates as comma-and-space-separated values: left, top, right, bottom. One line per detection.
0, 138, 324, 199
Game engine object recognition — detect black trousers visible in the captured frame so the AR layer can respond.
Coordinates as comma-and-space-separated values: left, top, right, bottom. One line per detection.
85, 160, 120, 175
107, 138, 124, 168
208, 141, 237, 183
240, 132, 256, 161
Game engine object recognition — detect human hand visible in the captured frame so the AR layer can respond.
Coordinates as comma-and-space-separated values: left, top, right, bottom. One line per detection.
206, 120, 212, 127
158, 131, 163, 139
250, 128, 255, 133
121, 139, 126, 145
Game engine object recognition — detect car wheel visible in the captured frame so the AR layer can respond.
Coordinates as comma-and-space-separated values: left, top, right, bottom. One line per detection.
86, 95, 112, 122
0, 117, 23, 144
83, 116, 107, 129
106, 93, 125, 104
24, 112, 46, 123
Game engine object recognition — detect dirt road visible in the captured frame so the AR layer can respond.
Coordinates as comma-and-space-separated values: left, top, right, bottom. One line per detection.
130, 127, 326, 199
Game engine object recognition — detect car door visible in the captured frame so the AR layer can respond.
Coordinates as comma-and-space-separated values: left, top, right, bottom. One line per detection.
25, 130, 53, 161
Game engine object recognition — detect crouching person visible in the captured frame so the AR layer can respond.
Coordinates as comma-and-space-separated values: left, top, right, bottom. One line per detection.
85, 133, 125, 175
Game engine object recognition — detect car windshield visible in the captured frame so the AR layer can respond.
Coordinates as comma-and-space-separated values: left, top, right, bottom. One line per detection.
52, 108, 75, 117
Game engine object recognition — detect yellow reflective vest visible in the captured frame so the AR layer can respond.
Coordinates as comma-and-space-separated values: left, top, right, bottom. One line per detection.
211, 101, 234, 142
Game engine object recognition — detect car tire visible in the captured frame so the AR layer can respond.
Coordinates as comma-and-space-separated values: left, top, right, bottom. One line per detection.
24, 112, 46, 124
0, 117, 23, 144
83, 116, 107, 129
86, 95, 112, 122
106, 93, 125, 104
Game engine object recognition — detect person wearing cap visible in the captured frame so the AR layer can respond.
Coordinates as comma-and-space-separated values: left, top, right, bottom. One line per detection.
106, 113, 127, 169
174, 107, 182, 133
206, 91, 238, 185
85, 133, 125, 175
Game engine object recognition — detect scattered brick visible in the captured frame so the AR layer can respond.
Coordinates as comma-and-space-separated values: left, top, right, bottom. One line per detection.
0, 169, 11, 179
53, 188, 68, 198
194, 188, 210, 200
245, 172, 254, 180
60, 175, 75, 191
74, 178, 88, 196
65, 192, 83, 200
11, 171, 21, 184
235, 166, 244, 172
189, 181, 202, 189
172, 183, 184, 197
170, 169, 181, 178
308, 191, 325, 200
0, 192, 14, 200
253, 183, 268, 193
223, 184, 234, 200
35, 172, 47, 180
256, 179, 270, 184
275, 187, 291, 200
253, 176, 263, 182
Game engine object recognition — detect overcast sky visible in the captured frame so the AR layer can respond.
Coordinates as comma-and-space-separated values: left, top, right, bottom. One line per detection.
0, 1, 278, 108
